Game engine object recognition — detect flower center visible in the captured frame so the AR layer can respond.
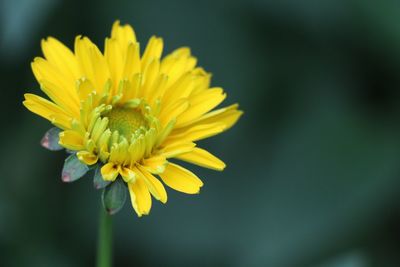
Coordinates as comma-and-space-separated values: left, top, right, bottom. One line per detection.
106, 107, 147, 138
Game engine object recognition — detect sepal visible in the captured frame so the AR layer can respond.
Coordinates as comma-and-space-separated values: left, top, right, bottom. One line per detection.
61, 154, 89, 182
41, 127, 63, 151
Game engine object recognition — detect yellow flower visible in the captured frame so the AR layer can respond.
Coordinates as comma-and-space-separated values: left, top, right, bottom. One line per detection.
23, 21, 242, 216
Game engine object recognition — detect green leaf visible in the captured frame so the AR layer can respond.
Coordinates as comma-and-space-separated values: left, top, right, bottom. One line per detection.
102, 178, 127, 215
93, 165, 111, 190
41, 127, 63, 151
61, 154, 89, 182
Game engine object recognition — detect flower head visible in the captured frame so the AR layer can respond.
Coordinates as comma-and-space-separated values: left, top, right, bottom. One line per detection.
23, 21, 242, 216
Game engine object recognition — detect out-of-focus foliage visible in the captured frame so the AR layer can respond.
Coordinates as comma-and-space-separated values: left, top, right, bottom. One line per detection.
2, 0, 400, 266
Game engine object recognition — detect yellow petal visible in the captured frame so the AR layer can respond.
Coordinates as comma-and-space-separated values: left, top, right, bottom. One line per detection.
105, 38, 123, 94
59, 130, 85, 150
154, 119, 176, 148
146, 74, 168, 105
140, 59, 160, 98
101, 163, 119, 182
159, 142, 196, 158
77, 151, 98, 165
41, 37, 81, 81
171, 47, 197, 72
128, 177, 152, 217
141, 36, 163, 71
99, 145, 111, 163
189, 104, 243, 131
40, 79, 79, 116
137, 166, 167, 203
176, 148, 226, 171
90, 117, 109, 144
31, 58, 80, 112
23, 94, 71, 129
76, 77, 96, 100
121, 73, 141, 101
50, 113, 73, 130
119, 166, 137, 183
162, 73, 194, 105
109, 138, 130, 164
128, 134, 145, 163
111, 20, 137, 49
122, 42, 140, 78
176, 87, 226, 127
142, 155, 167, 174
160, 47, 196, 87
159, 163, 203, 194
159, 98, 189, 127
190, 68, 211, 95
75, 36, 110, 93
165, 123, 225, 144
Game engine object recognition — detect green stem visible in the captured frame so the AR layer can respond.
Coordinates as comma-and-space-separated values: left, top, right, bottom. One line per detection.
96, 207, 113, 267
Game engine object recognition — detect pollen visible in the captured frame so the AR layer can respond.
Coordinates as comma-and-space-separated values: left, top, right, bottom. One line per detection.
106, 108, 148, 138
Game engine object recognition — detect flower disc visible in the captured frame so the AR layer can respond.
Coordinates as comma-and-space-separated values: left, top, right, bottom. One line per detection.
106, 108, 148, 138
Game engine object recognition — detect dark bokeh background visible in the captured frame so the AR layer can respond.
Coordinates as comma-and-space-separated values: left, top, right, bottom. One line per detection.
2, 0, 400, 266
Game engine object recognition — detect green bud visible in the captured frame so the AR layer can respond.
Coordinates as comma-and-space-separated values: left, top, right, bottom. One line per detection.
102, 178, 127, 215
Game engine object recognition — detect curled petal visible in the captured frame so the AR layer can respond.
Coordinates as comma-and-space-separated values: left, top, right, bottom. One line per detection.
120, 166, 137, 183
101, 163, 119, 182
142, 155, 167, 174
77, 150, 98, 165
59, 130, 84, 150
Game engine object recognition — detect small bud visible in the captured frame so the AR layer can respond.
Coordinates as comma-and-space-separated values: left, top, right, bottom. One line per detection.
41, 127, 63, 151
62, 154, 89, 182
102, 178, 127, 215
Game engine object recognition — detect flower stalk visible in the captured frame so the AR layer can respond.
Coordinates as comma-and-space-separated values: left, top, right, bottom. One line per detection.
97, 207, 113, 267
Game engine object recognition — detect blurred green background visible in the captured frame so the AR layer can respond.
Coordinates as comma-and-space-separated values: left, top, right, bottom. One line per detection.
2, 0, 400, 266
